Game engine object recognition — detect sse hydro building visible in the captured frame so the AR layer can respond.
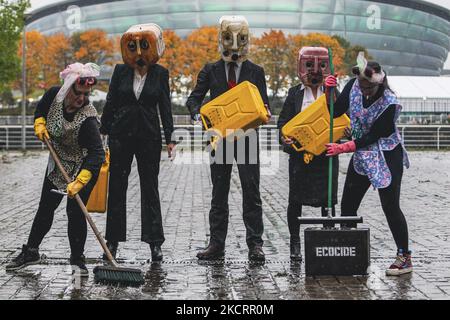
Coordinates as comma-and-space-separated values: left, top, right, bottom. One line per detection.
27, 0, 450, 76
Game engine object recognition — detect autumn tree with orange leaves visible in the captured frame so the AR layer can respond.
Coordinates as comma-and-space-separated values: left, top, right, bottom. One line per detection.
42, 33, 72, 89
15, 29, 116, 94
72, 29, 115, 66
111, 35, 123, 65
183, 26, 220, 92
159, 30, 186, 97
11, 26, 371, 105
16, 30, 46, 96
252, 30, 291, 101
71, 29, 115, 91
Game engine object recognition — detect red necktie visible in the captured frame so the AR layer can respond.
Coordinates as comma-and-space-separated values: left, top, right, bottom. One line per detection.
227, 62, 237, 89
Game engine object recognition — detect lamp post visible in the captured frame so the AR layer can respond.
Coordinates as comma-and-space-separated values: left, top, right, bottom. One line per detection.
21, 13, 31, 151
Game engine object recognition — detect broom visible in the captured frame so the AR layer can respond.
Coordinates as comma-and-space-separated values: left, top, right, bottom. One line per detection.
326, 48, 335, 217
44, 136, 144, 286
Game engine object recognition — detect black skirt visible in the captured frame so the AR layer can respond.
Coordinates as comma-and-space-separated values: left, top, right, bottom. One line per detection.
288, 151, 339, 207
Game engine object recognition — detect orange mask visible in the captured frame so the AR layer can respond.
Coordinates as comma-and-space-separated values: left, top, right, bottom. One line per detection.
121, 23, 165, 69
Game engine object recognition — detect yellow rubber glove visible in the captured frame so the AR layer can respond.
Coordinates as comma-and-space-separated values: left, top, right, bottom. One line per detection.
67, 169, 92, 198
34, 117, 50, 141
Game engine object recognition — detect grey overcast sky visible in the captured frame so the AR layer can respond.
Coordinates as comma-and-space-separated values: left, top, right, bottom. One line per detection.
29, 0, 450, 69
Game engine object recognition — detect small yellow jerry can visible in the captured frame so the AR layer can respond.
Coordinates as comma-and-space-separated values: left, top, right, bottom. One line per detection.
86, 149, 109, 213
281, 94, 350, 156
200, 81, 269, 144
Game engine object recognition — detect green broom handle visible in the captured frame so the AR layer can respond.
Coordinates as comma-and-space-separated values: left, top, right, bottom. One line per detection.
327, 48, 334, 216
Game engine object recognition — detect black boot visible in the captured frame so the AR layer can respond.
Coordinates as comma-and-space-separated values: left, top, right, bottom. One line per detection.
6, 245, 40, 271
150, 244, 163, 262
70, 254, 88, 277
102, 241, 118, 261
290, 240, 302, 262
248, 245, 265, 262
196, 244, 225, 260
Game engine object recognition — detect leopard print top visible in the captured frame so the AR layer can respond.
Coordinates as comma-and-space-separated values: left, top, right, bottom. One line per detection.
46, 99, 98, 190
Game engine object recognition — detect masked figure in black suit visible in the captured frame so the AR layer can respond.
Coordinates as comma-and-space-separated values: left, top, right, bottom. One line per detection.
277, 47, 341, 261
186, 16, 270, 261
100, 24, 175, 262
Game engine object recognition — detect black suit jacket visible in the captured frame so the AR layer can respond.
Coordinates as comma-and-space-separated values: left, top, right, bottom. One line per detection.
277, 84, 304, 155
100, 63, 174, 144
185, 59, 270, 117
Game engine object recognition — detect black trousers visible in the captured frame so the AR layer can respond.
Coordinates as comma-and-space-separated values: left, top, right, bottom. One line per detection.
105, 137, 164, 245
341, 145, 409, 252
208, 137, 263, 249
27, 171, 97, 257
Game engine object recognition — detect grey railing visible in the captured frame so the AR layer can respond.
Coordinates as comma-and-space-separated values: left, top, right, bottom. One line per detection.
1, 125, 449, 151
1, 114, 450, 126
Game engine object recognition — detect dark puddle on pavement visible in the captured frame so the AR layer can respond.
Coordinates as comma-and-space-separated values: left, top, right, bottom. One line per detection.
141, 262, 167, 296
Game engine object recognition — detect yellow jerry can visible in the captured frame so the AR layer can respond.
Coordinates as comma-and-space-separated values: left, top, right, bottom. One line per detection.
86, 149, 110, 213
281, 94, 350, 156
200, 81, 269, 145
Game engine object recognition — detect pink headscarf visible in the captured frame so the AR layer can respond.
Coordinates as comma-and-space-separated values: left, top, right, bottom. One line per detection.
55, 62, 100, 102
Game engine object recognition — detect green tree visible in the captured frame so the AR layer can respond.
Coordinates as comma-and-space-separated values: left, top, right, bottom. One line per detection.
332, 35, 372, 75
0, 89, 14, 105
0, 0, 30, 92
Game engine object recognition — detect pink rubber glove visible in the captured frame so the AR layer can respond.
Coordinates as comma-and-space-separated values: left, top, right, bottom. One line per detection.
324, 74, 337, 89
326, 141, 356, 156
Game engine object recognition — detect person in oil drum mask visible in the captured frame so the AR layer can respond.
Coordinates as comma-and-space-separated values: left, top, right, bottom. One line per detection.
277, 47, 341, 261
324, 52, 412, 276
186, 16, 271, 262
100, 23, 175, 262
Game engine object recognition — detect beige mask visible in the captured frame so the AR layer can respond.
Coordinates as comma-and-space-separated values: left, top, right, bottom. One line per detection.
218, 16, 250, 63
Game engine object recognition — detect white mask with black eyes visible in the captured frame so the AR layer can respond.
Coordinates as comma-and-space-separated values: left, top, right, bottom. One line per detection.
218, 15, 250, 63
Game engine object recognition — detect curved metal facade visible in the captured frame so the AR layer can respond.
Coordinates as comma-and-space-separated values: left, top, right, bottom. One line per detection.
28, 0, 450, 76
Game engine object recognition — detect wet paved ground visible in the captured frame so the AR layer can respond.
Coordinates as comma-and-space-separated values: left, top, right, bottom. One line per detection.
0, 150, 449, 300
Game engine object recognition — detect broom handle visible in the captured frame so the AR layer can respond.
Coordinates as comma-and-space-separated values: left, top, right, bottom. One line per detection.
44, 136, 118, 268
327, 48, 335, 217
